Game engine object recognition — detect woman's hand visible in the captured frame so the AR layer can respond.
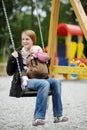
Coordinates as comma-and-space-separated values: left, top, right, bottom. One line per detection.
12, 51, 18, 58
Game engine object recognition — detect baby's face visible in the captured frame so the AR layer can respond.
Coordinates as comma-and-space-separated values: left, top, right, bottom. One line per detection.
30, 46, 43, 53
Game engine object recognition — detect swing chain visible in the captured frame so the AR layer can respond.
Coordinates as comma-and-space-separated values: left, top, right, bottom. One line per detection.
2, 0, 22, 77
34, 0, 45, 50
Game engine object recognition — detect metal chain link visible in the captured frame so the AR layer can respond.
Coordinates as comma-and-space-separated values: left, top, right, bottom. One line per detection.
34, 0, 45, 50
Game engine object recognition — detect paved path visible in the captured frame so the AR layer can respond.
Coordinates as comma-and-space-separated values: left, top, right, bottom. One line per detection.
0, 76, 87, 130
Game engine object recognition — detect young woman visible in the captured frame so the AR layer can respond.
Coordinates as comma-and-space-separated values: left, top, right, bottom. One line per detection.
6, 30, 68, 126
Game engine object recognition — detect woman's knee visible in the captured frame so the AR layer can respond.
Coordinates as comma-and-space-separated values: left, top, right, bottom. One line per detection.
38, 80, 50, 95
42, 80, 50, 90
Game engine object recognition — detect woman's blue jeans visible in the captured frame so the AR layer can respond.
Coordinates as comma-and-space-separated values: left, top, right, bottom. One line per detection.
26, 78, 63, 119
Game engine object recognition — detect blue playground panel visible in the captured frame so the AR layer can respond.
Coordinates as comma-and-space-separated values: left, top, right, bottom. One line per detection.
57, 44, 68, 66
57, 44, 65, 57
58, 57, 68, 66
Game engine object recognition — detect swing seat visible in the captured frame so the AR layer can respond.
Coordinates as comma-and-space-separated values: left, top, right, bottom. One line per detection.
21, 88, 52, 97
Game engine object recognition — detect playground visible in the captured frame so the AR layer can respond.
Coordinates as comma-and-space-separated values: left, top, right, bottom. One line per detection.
0, 0, 87, 129
0, 76, 87, 130
47, 0, 87, 79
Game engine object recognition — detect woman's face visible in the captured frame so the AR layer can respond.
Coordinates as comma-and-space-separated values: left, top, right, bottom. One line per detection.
21, 33, 33, 51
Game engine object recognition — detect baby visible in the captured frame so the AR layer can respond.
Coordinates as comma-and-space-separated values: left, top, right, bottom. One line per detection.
21, 45, 50, 90
29, 45, 49, 62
